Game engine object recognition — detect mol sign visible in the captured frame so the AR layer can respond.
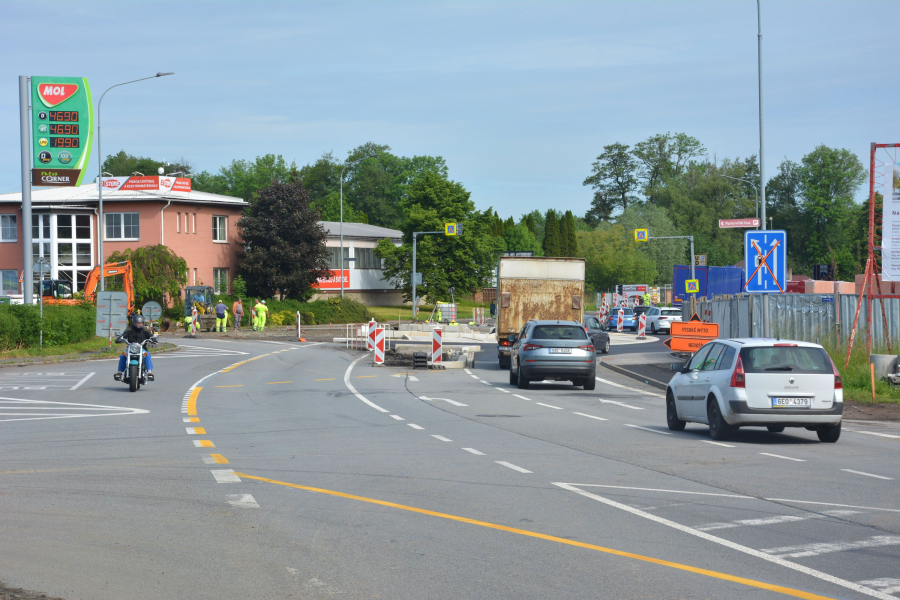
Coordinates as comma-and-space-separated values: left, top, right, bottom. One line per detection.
31, 76, 93, 187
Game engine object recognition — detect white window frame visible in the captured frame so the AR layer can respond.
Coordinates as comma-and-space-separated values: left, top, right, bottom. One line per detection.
105, 212, 140, 241
213, 215, 227, 243
213, 268, 229, 294
1, 214, 17, 242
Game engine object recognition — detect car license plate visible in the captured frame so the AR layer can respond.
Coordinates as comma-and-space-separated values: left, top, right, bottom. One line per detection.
549, 348, 572, 354
771, 397, 811, 408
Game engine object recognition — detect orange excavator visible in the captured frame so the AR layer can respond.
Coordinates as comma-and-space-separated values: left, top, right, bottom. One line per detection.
41, 261, 135, 313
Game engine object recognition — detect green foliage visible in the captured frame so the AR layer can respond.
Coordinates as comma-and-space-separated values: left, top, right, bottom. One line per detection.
616, 204, 686, 284
258, 297, 370, 324
583, 142, 640, 223
310, 191, 368, 223
231, 275, 247, 300
102, 151, 192, 178
0, 311, 21, 351
576, 227, 654, 292
542, 210, 561, 256
503, 224, 543, 256
192, 154, 299, 205
106, 245, 188, 307
632, 132, 706, 204
237, 181, 331, 300
0, 304, 96, 350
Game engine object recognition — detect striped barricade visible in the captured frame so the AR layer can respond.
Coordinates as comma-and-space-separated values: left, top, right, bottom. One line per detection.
432, 326, 442, 363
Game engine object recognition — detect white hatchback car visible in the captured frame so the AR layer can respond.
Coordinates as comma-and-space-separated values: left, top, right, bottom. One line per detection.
665, 339, 843, 442
645, 306, 682, 334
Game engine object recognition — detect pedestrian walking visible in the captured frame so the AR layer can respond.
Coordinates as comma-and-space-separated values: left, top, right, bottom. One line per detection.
255, 299, 269, 331
233, 298, 244, 331
489, 298, 496, 319
214, 299, 228, 333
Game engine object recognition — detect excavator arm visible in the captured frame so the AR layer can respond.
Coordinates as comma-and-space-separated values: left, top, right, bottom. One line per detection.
82, 261, 135, 313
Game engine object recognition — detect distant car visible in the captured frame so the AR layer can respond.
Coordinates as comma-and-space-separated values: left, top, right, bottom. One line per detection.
665, 339, 843, 442
585, 315, 611, 354
509, 320, 596, 390
633, 305, 651, 318
646, 307, 682, 334
609, 307, 636, 331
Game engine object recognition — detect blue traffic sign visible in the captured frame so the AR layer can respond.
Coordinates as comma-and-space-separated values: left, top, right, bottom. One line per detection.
744, 230, 787, 294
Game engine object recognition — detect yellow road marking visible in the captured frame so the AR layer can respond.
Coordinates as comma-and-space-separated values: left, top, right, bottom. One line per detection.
190, 427, 206, 434
210, 454, 229, 464
314, 378, 336, 381
187, 387, 202, 416
267, 381, 293, 384
187, 417, 200, 423
355, 375, 377, 378
234, 472, 839, 600
220, 354, 267, 373
215, 385, 244, 388
198, 440, 214, 448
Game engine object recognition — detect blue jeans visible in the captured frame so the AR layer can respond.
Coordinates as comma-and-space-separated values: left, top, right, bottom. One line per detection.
118, 351, 153, 372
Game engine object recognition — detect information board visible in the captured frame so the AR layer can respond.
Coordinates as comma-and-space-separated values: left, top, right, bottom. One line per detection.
31, 76, 93, 187
96, 291, 129, 337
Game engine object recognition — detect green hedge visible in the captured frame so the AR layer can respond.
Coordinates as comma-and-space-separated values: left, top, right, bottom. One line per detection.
0, 304, 96, 350
208, 296, 371, 326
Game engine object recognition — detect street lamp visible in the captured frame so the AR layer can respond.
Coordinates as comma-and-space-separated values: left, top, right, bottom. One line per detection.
339, 153, 378, 299
720, 174, 760, 226
96, 72, 174, 291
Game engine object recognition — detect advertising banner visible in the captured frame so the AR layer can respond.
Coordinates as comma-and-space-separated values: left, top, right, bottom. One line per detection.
883, 159, 900, 280
313, 270, 350, 289
31, 76, 92, 187
99, 176, 192, 193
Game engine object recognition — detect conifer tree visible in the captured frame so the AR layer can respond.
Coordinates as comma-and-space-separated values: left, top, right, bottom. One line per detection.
542, 210, 561, 257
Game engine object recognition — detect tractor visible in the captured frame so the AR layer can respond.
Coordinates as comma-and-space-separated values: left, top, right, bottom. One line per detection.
183, 285, 217, 332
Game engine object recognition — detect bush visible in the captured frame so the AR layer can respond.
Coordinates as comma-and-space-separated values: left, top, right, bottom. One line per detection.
0, 311, 21, 351
0, 304, 96, 350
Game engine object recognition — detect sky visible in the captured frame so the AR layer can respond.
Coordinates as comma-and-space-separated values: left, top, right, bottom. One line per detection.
1, 1, 898, 219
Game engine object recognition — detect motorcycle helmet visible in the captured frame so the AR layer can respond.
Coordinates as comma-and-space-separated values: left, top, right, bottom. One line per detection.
132, 314, 145, 328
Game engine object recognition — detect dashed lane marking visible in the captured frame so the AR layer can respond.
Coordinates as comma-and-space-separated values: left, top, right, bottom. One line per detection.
762, 536, 900, 559
408, 424, 424, 430
408, 376, 419, 382
702, 440, 735, 448
355, 375, 378, 379
595, 376, 665, 398
186, 427, 206, 435
624, 424, 671, 435
496, 461, 532, 473
432, 435, 452, 442
235, 472, 849, 600
601, 399, 644, 410
314, 378, 336, 381
760, 453, 805, 462
513, 394, 531, 401
536, 402, 563, 410
464, 369, 472, 375
846, 430, 900, 440
343, 355, 389, 413
183, 417, 199, 423
210, 454, 229, 464
841, 469, 893, 480
211, 469, 241, 483
390, 415, 405, 420
573, 412, 608, 421
420, 396, 468, 407
497, 388, 511, 393
267, 381, 293, 384
194, 440, 214, 448
697, 515, 825, 532
463, 448, 485, 455
481, 381, 492, 386
470, 375, 480, 379
226, 494, 259, 508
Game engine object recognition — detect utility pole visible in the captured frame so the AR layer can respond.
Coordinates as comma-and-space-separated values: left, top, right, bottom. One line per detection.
757, 0, 769, 336
18, 76, 33, 304
411, 230, 442, 320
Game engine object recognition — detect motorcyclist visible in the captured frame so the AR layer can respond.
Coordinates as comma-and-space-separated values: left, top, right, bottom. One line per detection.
116, 313, 156, 381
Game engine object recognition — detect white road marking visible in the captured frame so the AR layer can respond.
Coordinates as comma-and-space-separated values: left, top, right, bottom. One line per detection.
701, 440, 735, 448
595, 376, 665, 398
470, 375, 480, 379
496, 461, 532, 473
186, 427, 202, 434
513, 394, 531, 401
762, 536, 900, 559
600, 399, 644, 410
536, 402, 563, 410
390, 415, 405, 420
481, 381, 492, 386
408, 424, 424, 430
464, 369, 472, 375
822, 510, 863, 516
0, 397, 148, 423
570, 484, 753, 499
624, 424, 671, 435
841, 469, 893, 480
408, 376, 419, 382
497, 388, 511, 393
211, 469, 241, 483
847, 430, 900, 440
226, 494, 259, 508
0, 372, 100, 391
202, 456, 216, 464
420, 396, 468, 407
553, 482, 896, 600
70, 372, 95, 390
573, 412, 608, 421
858, 579, 900, 595
343, 355, 389, 413
432, 435, 452, 442
759, 452, 805, 462
697, 514, 824, 531
193, 440, 213, 448
764, 499, 900, 514
463, 448, 485, 455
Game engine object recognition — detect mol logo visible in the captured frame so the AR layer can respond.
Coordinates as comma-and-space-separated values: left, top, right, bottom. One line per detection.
102, 179, 121, 188
37, 83, 79, 107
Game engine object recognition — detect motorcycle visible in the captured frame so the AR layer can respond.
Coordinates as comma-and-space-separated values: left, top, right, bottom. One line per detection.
114, 335, 158, 392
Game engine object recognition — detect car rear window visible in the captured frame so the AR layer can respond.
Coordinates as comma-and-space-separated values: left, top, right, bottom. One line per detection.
740, 346, 832, 374
614, 309, 633, 316
661, 309, 680, 315
531, 325, 588, 340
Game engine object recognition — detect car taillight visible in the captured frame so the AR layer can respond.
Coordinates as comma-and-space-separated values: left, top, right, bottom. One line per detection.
578, 345, 595, 352
828, 355, 842, 389
523, 344, 543, 351
500, 340, 510, 346
730, 355, 745, 388
660, 316, 669, 320
774, 343, 798, 347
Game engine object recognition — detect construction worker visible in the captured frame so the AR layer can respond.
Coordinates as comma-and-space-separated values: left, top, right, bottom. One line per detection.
435, 306, 442, 324
233, 298, 244, 331
214, 299, 228, 333
251, 299, 259, 331
255, 299, 269, 331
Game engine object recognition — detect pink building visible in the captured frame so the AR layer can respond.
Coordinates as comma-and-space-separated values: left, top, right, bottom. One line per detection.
0, 177, 247, 297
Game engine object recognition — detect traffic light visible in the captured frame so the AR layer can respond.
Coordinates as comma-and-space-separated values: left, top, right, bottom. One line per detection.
615, 285, 623, 295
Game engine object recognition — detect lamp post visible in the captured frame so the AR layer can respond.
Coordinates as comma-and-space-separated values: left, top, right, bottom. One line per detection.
757, 0, 769, 336
339, 153, 378, 299
720, 174, 760, 225
96, 72, 173, 291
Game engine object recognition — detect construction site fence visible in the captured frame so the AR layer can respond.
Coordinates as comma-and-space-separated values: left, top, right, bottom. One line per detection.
681, 293, 900, 349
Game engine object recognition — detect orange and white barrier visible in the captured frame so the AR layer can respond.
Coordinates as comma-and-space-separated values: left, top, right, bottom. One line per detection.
432, 326, 442, 363
637, 313, 646, 339
374, 327, 385, 364
617, 309, 624, 332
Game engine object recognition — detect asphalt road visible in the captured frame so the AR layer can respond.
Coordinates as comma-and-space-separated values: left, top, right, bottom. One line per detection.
1, 336, 898, 600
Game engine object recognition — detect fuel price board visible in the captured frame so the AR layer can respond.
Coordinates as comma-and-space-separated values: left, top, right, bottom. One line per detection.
31, 76, 93, 187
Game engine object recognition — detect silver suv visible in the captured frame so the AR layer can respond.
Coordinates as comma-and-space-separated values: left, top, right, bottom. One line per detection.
509, 320, 597, 390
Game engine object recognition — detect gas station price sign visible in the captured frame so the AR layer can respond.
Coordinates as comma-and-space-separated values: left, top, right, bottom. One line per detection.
31, 76, 93, 187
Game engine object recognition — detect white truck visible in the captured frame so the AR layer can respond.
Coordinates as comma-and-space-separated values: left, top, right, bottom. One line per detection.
495, 257, 586, 368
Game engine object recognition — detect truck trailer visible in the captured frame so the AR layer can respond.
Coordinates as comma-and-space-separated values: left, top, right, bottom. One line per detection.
495, 257, 586, 368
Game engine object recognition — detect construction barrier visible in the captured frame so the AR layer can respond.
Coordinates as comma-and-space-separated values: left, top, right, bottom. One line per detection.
637, 313, 646, 339
374, 327, 385, 364
432, 326, 442, 363
367, 318, 377, 351
473, 307, 485, 325
346, 323, 368, 350
617, 308, 624, 332
296, 312, 306, 342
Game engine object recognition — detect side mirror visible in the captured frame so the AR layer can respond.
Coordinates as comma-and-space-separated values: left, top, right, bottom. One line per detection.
671, 363, 685, 372
507, 334, 516, 343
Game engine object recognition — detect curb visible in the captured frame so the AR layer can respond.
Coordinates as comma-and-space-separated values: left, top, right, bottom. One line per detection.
0, 343, 180, 369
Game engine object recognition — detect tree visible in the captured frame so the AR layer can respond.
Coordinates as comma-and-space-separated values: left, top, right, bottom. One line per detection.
310, 191, 368, 223
616, 204, 685, 284
576, 226, 655, 292
375, 172, 503, 304
193, 154, 298, 206
106, 245, 187, 306
583, 142, 639, 223
102, 151, 192, 178
631, 133, 706, 204
542, 210, 561, 256
523, 213, 537, 236
563, 210, 578, 256
504, 224, 542, 256
236, 181, 331, 299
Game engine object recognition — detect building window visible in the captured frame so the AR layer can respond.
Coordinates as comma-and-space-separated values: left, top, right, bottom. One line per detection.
354, 247, 381, 269
106, 213, 139, 240
213, 216, 227, 242
176, 212, 181, 233
1, 215, 16, 242
214, 268, 229, 294
328, 246, 350, 269
1, 270, 17, 296
32, 214, 50, 240
192, 213, 196, 234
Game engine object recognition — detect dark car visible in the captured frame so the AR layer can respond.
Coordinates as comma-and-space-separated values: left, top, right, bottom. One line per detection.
633, 305, 651, 317
585, 315, 611, 354
509, 320, 597, 390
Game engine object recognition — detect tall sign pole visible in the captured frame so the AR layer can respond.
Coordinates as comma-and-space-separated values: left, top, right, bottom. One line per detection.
19, 76, 33, 305
757, 0, 769, 336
